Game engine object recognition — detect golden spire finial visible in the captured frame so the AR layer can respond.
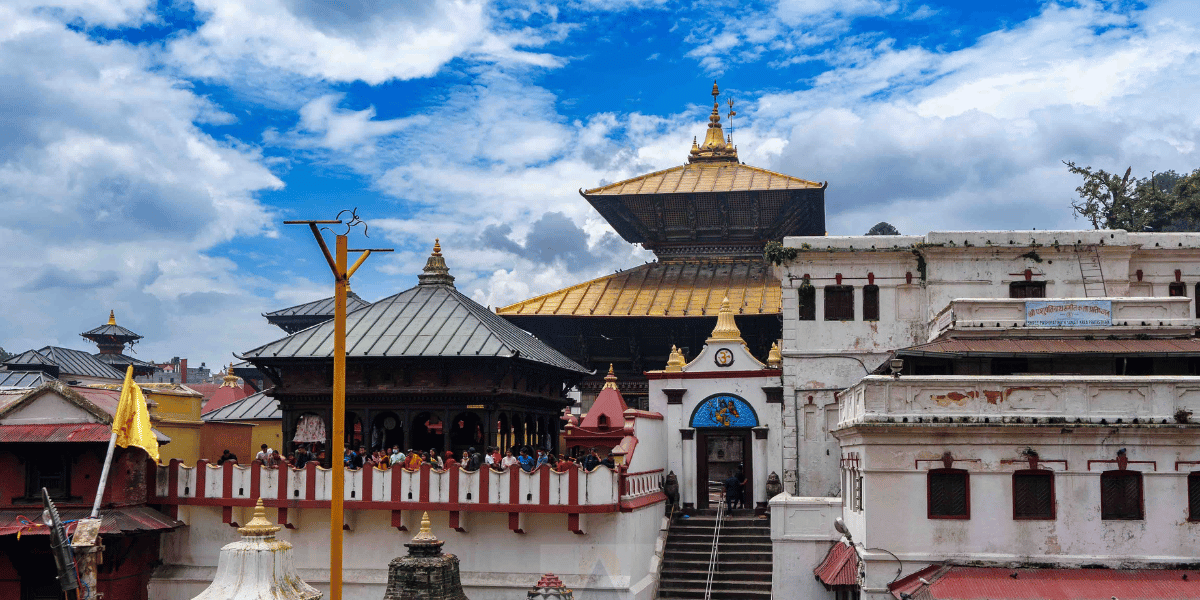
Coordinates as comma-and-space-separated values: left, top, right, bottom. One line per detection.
108, 310, 116, 325
666, 345, 686, 372
767, 341, 782, 368
419, 239, 455, 286
238, 498, 281, 536
221, 363, 239, 387
689, 82, 738, 163
411, 511, 439, 543
602, 364, 618, 390
707, 296, 744, 343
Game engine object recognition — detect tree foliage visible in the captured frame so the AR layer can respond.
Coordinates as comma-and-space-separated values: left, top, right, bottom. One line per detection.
1066, 161, 1200, 231
865, 221, 900, 236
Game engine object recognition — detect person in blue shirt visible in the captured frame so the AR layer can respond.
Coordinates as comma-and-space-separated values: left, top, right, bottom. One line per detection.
535, 448, 550, 470
518, 448, 535, 472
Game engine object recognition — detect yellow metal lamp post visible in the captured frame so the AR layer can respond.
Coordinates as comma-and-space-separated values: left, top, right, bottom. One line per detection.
285, 212, 391, 600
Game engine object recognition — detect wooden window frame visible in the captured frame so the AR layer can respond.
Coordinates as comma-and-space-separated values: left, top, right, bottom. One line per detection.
1100, 470, 1144, 521
824, 286, 855, 321
23, 451, 71, 502
1188, 472, 1200, 522
1009, 281, 1046, 298
927, 468, 970, 520
862, 285, 880, 321
799, 285, 816, 321
1012, 469, 1056, 520
1170, 282, 1186, 297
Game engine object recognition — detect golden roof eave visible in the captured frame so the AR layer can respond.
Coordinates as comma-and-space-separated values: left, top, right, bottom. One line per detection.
582, 162, 825, 197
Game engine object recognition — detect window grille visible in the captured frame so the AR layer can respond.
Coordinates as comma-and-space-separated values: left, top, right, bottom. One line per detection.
1012, 470, 1055, 520
1188, 473, 1200, 521
824, 286, 855, 321
862, 285, 880, 321
1009, 281, 1046, 298
927, 469, 969, 519
1100, 470, 1143, 520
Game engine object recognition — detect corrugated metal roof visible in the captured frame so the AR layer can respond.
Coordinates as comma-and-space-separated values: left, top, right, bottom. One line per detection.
814, 541, 858, 587
497, 260, 781, 317
263, 292, 370, 317
202, 391, 280, 421
244, 284, 588, 373
80, 322, 142, 340
94, 352, 156, 368
894, 566, 1200, 600
0, 422, 113, 442
0, 371, 54, 389
0, 506, 182, 537
584, 162, 822, 195
900, 337, 1200, 358
4, 349, 55, 369
15, 346, 124, 380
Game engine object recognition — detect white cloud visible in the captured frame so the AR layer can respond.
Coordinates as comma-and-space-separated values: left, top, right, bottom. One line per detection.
0, 4, 285, 367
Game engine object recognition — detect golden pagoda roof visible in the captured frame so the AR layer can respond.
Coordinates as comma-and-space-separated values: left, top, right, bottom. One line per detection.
497, 259, 780, 317
583, 162, 823, 197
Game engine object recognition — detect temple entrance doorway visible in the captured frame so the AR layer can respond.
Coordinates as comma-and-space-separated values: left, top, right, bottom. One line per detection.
695, 429, 752, 510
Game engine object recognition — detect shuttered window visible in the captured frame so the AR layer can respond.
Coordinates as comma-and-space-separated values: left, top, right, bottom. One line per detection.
1009, 281, 1046, 298
1189, 473, 1200, 522
1100, 470, 1143, 520
1013, 470, 1055, 520
825, 286, 855, 321
799, 286, 816, 321
862, 285, 880, 321
927, 469, 969, 519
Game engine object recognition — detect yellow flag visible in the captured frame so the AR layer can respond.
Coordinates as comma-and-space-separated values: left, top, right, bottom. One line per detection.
112, 365, 158, 462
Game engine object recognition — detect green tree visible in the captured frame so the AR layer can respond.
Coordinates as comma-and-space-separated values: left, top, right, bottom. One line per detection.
1067, 161, 1200, 231
865, 221, 900, 235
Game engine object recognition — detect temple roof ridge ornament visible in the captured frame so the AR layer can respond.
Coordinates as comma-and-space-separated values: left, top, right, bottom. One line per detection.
689, 81, 738, 164
418, 238, 456, 287
707, 296, 744, 344
666, 345, 686, 372
602, 364, 619, 390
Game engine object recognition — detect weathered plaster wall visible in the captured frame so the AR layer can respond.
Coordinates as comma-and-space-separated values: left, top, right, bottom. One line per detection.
769, 494, 841, 600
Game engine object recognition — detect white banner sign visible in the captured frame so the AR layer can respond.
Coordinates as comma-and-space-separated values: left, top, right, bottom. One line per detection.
1025, 300, 1112, 327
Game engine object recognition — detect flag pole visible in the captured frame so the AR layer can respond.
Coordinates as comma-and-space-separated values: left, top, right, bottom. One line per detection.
90, 430, 119, 518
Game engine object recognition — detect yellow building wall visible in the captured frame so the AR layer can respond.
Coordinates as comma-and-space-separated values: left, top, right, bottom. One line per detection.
249, 421, 283, 457
142, 384, 205, 464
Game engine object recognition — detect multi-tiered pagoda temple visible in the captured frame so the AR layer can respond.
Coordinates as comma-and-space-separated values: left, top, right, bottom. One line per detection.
498, 83, 826, 409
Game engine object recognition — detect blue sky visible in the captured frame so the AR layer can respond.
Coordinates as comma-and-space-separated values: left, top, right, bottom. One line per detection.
2, 0, 1199, 370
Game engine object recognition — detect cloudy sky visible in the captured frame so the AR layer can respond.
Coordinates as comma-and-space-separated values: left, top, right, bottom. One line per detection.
1, 0, 1198, 369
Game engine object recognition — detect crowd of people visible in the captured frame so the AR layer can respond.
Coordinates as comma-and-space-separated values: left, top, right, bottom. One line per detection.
216, 444, 619, 473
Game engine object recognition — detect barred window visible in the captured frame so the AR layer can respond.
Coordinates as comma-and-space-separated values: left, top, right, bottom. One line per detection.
824, 286, 855, 321
1100, 470, 1143, 520
928, 469, 969, 519
1010, 281, 1046, 298
1188, 473, 1200, 522
1013, 470, 1055, 520
862, 285, 880, 321
799, 286, 816, 321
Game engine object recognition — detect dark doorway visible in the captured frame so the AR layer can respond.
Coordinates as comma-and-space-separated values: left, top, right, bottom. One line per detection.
410, 412, 444, 454
370, 411, 403, 452
696, 429, 753, 509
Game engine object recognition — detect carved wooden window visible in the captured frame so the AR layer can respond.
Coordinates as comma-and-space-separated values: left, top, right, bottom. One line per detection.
1012, 470, 1055, 520
1009, 281, 1046, 298
862, 285, 880, 321
1189, 473, 1200, 522
1170, 282, 1186, 297
824, 286, 855, 321
799, 286, 816, 321
927, 468, 969, 519
1100, 470, 1143, 520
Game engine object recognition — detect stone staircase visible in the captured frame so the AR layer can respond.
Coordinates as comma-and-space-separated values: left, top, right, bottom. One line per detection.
657, 509, 772, 600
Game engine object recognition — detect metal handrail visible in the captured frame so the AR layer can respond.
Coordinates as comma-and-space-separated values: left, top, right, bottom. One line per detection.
703, 499, 725, 600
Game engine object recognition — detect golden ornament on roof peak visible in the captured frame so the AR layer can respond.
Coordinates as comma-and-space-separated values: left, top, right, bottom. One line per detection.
602, 364, 619, 390
419, 239, 455, 286
666, 345, 686, 372
411, 511, 439, 543
238, 498, 282, 536
707, 296, 744, 343
767, 341, 782, 368
690, 82, 738, 164
108, 310, 116, 325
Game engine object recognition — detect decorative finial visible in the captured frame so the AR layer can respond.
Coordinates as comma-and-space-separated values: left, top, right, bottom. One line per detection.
707, 296, 744, 343
221, 364, 239, 387
418, 239, 455, 287
712, 80, 719, 99
411, 511, 439, 543
688, 83, 738, 164
238, 498, 281, 536
666, 345, 686, 372
767, 341, 782, 368
108, 310, 116, 325
602, 364, 618, 390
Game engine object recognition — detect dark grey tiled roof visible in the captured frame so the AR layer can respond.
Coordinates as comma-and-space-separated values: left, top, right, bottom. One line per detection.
202, 391, 280, 421
36, 346, 124, 380
243, 285, 589, 373
80, 323, 142, 340
0, 371, 55, 389
263, 292, 370, 317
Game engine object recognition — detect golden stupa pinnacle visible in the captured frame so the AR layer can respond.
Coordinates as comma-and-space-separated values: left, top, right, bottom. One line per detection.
689, 82, 738, 163
707, 296, 744, 343
602, 364, 618, 390
419, 239, 455, 286
411, 511, 439, 543
767, 341, 782, 368
238, 498, 282, 536
108, 310, 116, 325
221, 364, 239, 387
666, 345, 686, 372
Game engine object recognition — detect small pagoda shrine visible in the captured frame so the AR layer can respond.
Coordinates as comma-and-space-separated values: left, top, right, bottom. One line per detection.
382, 512, 469, 600
81, 310, 157, 377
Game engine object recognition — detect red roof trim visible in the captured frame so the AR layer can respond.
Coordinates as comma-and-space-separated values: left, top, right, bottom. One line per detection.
646, 369, 782, 380
814, 541, 858, 588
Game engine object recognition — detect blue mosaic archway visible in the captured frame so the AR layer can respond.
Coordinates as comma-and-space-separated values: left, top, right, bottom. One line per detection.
689, 394, 759, 428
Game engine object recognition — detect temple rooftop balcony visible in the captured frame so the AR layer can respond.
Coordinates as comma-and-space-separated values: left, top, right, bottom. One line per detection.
928, 297, 1198, 341
836, 375, 1200, 430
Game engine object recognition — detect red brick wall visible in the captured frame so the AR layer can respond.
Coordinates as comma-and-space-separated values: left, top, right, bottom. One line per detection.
200, 422, 254, 464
